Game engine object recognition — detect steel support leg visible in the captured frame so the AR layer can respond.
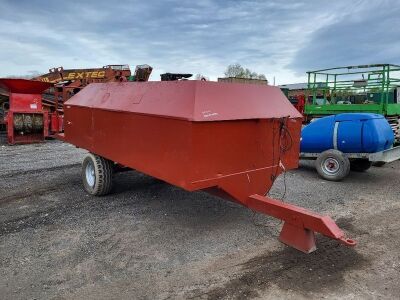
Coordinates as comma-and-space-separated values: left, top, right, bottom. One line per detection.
279, 222, 316, 253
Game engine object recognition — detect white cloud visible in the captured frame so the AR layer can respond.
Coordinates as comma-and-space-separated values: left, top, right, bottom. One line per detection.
0, 0, 399, 84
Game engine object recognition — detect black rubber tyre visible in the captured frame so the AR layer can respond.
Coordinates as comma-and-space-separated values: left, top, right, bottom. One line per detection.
315, 150, 350, 181
372, 161, 386, 167
82, 153, 114, 196
350, 159, 372, 172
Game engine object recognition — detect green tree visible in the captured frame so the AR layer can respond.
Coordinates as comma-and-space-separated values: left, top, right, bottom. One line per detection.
224, 64, 266, 80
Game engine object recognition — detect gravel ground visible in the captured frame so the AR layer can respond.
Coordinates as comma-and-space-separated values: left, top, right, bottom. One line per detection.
0, 141, 399, 299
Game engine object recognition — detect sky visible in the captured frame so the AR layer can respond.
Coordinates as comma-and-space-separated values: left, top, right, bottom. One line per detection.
0, 0, 399, 84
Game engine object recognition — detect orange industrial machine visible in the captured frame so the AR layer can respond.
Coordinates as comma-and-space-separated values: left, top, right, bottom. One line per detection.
35, 65, 132, 111
34, 64, 152, 135
36, 64, 152, 105
59, 80, 355, 253
0, 79, 52, 145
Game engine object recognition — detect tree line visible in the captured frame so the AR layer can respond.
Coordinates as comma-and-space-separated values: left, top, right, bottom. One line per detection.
196, 64, 267, 81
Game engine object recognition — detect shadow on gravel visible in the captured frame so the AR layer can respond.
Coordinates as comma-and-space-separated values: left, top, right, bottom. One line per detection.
112, 171, 168, 196
0, 163, 81, 179
298, 160, 316, 170
199, 217, 370, 300
203, 238, 369, 300
0, 170, 249, 236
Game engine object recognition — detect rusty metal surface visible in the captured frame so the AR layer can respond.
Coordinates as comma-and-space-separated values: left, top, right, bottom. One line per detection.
64, 109, 300, 195
6, 111, 48, 144
33, 65, 132, 121
34, 65, 131, 84
61, 81, 354, 252
63, 81, 301, 194
66, 81, 302, 121
33, 65, 151, 135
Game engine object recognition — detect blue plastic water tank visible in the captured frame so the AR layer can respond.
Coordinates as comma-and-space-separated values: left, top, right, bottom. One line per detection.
300, 113, 394, 153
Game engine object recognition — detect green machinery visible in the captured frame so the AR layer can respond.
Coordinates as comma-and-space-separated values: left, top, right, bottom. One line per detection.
305, 64, 400, 142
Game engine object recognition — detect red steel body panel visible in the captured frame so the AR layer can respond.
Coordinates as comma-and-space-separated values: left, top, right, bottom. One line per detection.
64, 107, 300, 200
9, 93, 42, 111
63, 81, 301, 198
66, 81, 301, 121
0, 79, 52, 145
61, 80, 355, 252
0, 79, 51, 94
50, 112, 64, 133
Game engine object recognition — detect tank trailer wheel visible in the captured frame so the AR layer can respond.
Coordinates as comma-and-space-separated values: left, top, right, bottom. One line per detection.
316, 150, 350, 181
82, 153, 114, 196
350, 159, 372, 172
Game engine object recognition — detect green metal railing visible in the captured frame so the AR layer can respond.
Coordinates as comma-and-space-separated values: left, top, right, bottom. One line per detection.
306, 64, 400, 115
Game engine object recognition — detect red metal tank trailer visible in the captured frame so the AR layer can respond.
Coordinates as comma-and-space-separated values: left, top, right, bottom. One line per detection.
0, 79, 53, 145
59, 80, 356, 253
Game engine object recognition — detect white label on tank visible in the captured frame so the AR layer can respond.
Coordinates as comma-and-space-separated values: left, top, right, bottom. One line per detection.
202, 110, 219, 118
30, 103, 37, 109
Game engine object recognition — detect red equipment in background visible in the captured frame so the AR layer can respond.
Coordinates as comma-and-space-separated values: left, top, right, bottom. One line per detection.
60, 80, 356, 253
32, 64, 152, 136
34, 65, 133, 114
289, 94, 305, 115
35, 64, 152, 109
0, 79, 53, 145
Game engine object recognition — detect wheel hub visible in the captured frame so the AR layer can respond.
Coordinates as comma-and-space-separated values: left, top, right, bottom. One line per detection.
85, 161, 96, 187
322, 157, 340, 174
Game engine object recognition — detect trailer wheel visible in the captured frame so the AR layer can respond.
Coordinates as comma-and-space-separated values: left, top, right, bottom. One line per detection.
350, 159, 372, 172
82, 153, 114, 196
316, 150, 350, 181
